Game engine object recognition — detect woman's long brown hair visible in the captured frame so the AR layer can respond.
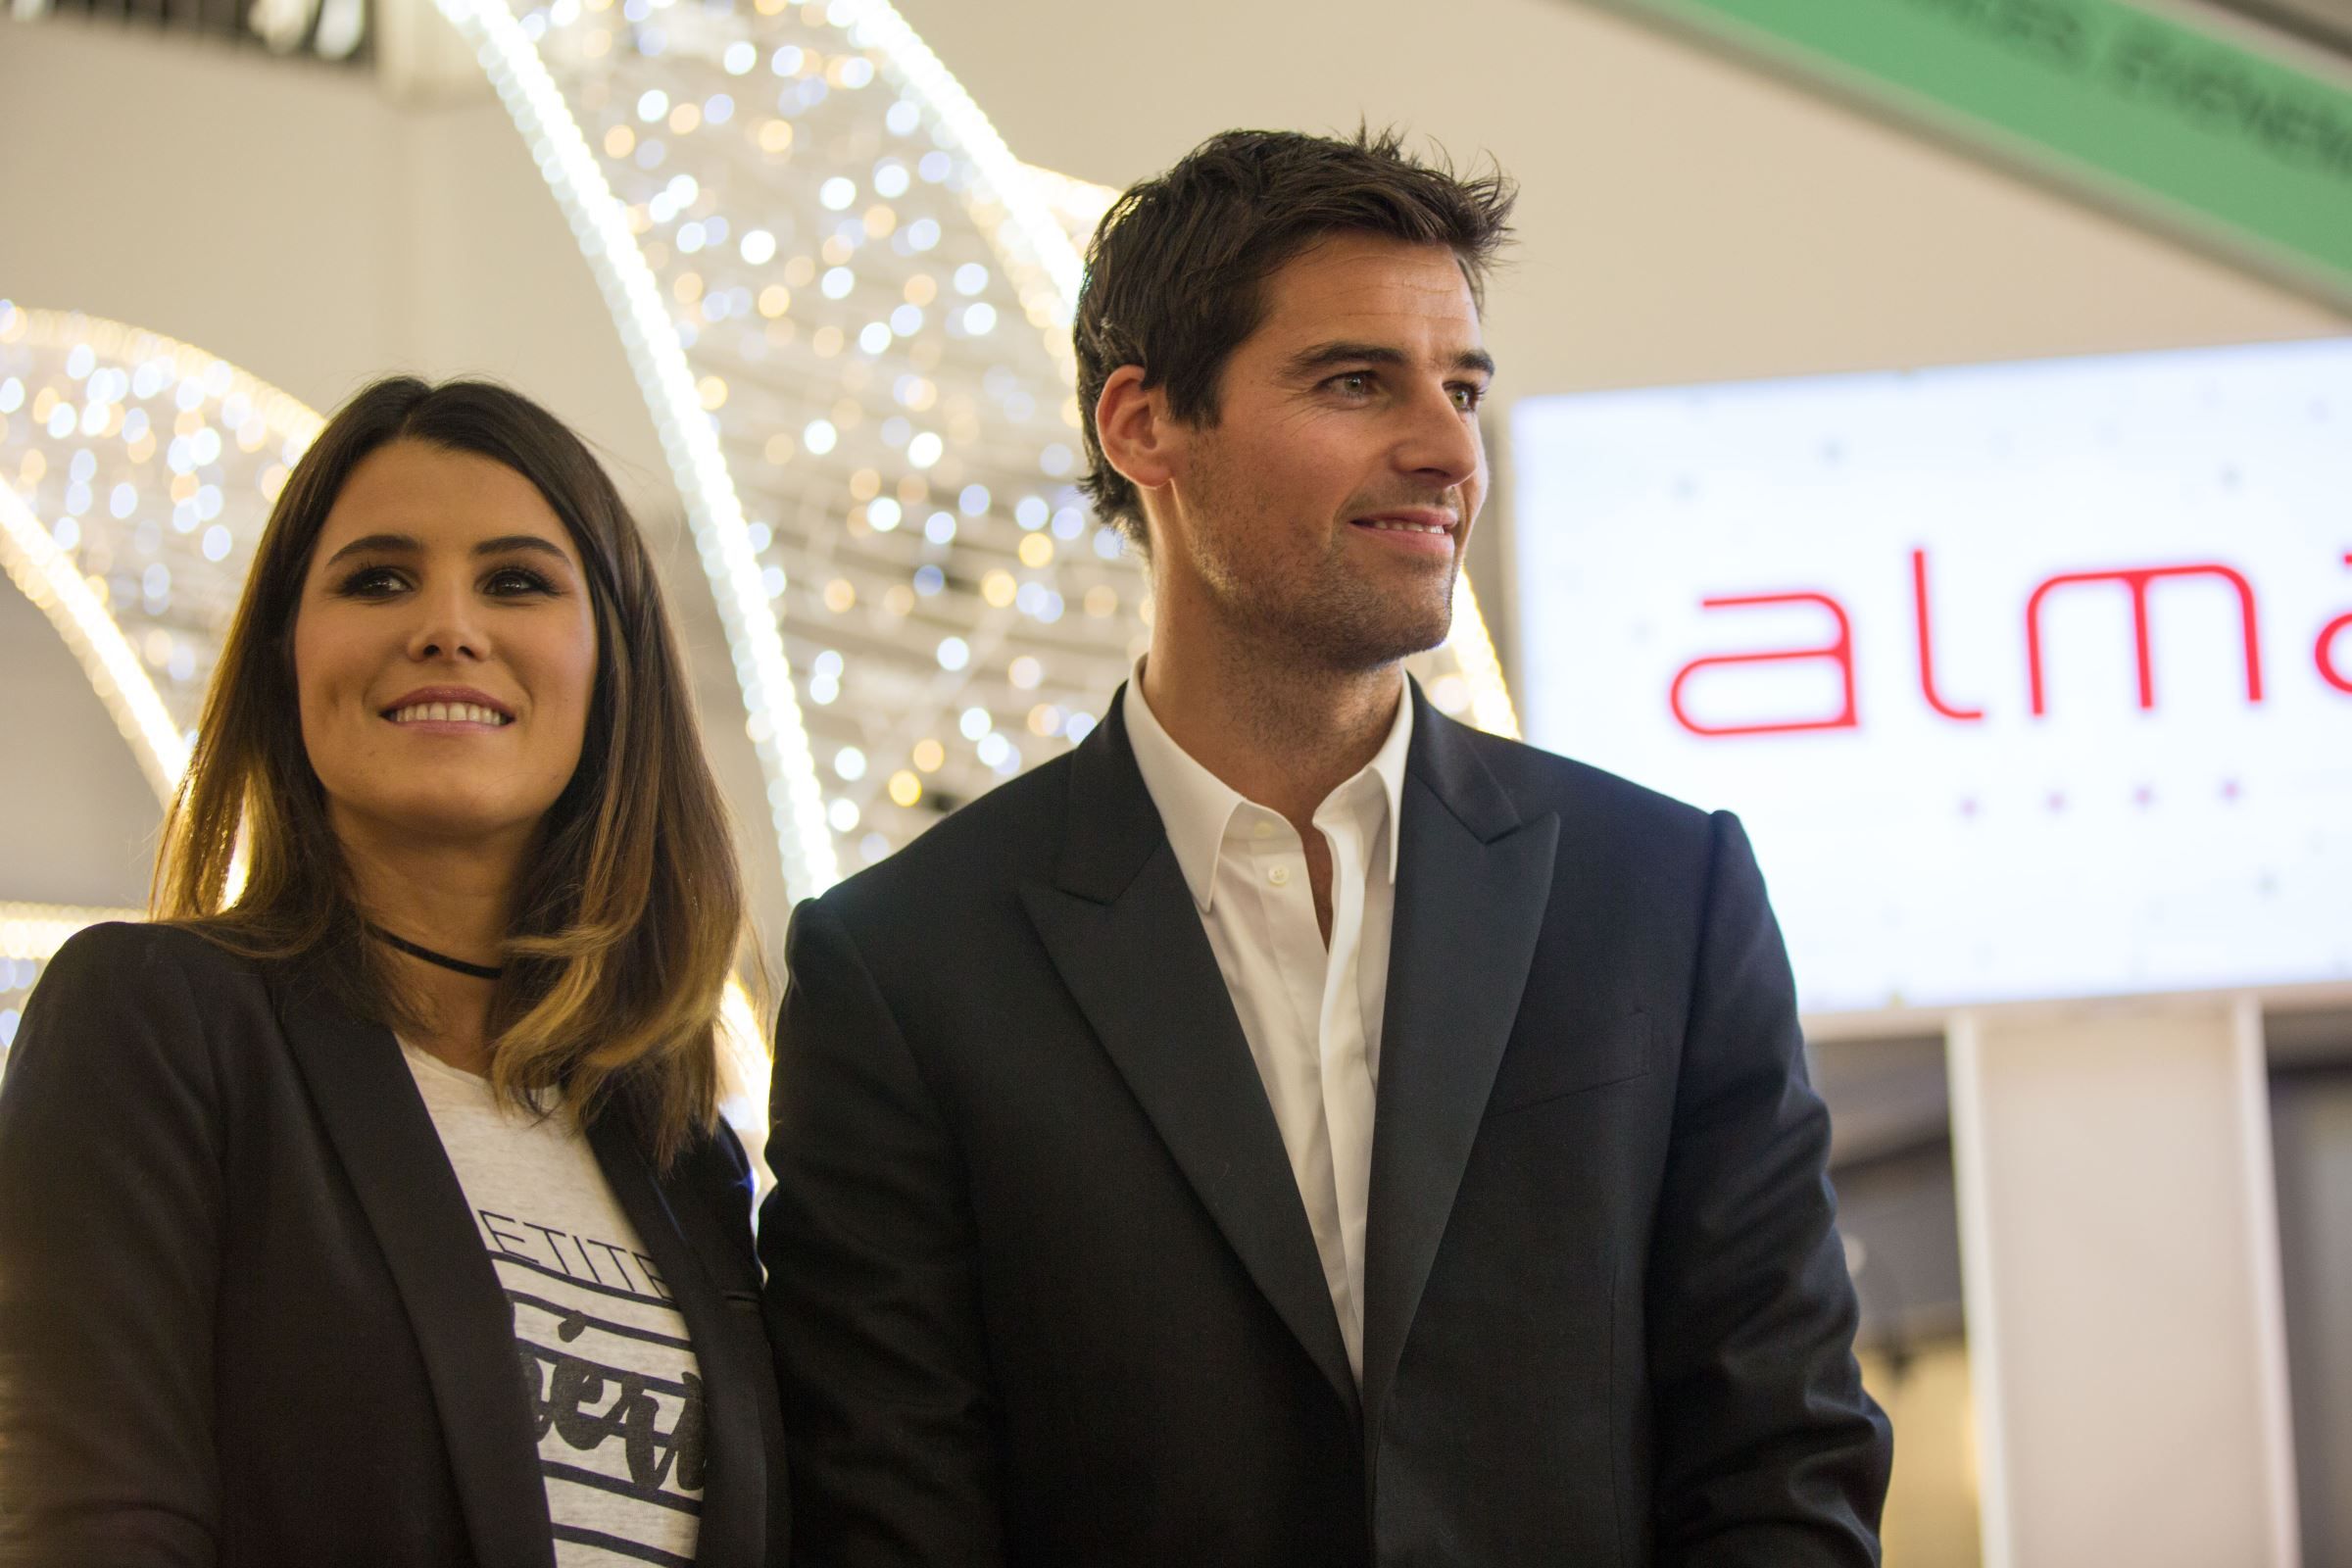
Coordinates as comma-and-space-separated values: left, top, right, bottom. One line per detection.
154, 377, 745, 1167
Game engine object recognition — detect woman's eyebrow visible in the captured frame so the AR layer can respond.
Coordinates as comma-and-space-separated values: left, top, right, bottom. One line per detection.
319, 532, 574, 568
471, 534, 573, 564
321, 532, 420, 567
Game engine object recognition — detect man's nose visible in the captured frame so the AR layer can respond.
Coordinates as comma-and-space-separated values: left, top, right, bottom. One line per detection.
1396, 383, 1482, 491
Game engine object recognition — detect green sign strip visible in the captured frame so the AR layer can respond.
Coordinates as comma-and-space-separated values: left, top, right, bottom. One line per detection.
1595, 0, 2352, 308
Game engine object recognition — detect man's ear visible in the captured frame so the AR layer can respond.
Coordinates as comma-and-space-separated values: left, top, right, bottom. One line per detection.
1094, 366, 1184, 496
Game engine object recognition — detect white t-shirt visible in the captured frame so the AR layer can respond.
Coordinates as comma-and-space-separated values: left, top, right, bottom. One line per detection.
401, 1041, 705, 1568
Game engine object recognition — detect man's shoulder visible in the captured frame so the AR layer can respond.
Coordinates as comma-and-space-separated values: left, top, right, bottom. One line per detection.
1439, 714, 1714, 842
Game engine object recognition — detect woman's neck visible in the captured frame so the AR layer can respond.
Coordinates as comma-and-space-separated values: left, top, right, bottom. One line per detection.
334, 810, 523, 1077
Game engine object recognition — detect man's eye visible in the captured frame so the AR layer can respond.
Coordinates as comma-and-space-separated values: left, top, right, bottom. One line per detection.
1330, 372, 1374, 397
1450, 384, 1487, 413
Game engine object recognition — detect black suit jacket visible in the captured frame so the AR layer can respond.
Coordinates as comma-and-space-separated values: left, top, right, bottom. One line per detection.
0, 922, 789, 1568
761, 682, 1890, 1565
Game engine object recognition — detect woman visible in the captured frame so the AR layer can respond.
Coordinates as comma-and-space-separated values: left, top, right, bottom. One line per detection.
0, 379, 788, 1567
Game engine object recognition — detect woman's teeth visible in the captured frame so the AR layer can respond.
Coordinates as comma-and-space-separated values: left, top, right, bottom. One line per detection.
388, 703, 511, 726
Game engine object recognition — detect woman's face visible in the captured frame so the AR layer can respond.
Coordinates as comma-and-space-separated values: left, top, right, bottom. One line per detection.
291, 440, 600, 860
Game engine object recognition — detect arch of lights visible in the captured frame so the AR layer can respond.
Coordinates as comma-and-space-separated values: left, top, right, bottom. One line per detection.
0, 305, 768, 1119
431, 0, 1520, 906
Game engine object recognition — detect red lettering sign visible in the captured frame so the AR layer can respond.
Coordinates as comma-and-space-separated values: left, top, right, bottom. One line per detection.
1669, 591, 1858, 737
2026, 563, 2262, 716
1913, 548, 1985, 722
2319, 553, 2352, 697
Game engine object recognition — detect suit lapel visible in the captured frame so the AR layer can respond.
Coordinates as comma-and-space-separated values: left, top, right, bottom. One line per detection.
1020, 693, 1360, 1414
272, 964, 556, 1568
1359, 690, 1559, 1431
584, 1114, 764, 1568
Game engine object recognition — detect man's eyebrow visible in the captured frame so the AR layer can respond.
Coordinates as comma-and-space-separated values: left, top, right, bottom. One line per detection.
319, 532, 572, 567
1285, 342, 1408, 377
1283, 341, 1497, 379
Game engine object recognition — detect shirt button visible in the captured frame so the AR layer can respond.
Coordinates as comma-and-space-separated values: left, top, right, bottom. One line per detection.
1268, 865, 1291, 887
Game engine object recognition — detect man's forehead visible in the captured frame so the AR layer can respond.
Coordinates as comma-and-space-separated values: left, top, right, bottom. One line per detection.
1252, 234, 1484, 353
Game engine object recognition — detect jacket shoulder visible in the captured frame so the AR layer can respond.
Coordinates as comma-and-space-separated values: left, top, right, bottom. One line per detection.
36, 919, 271, 1005
1450, 719, 1715, 841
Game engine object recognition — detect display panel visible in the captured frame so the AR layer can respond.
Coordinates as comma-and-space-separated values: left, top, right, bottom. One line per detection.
1510, 338, 2352, 1013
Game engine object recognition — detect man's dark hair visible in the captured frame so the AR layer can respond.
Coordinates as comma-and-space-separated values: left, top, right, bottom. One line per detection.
1074, 126, 1516, 550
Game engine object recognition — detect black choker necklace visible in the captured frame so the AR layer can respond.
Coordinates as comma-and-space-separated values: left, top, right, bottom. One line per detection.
368, 926, 506, 981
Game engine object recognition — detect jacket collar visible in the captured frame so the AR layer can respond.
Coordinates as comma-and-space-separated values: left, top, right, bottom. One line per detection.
1119, 661, 1413, 911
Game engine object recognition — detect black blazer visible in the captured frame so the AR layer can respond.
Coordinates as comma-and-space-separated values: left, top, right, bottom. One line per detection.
761, 681, 1890, 1566
0, 922, 789, 1568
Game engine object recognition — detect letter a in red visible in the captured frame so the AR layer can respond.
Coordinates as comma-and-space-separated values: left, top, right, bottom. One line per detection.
1669, 591, 1860, 737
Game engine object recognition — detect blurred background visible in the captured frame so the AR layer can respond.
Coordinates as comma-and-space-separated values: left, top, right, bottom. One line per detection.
1, 0, 2346, 1561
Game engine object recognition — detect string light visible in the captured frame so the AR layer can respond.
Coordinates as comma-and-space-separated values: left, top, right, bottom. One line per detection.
425, 0, 1518, 893
0, 903, 146, 963
0, 303, 321, 798
429, 0, 841, 903
0, 484, 188, 800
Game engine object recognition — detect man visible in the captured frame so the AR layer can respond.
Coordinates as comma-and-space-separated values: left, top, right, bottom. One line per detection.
761, 128, 1891, 1565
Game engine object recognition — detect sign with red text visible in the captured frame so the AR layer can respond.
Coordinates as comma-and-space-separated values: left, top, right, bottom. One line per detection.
1510, 337, 2352, 1013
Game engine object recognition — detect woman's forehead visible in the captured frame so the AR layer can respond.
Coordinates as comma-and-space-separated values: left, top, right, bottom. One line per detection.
316, 441, 579, 561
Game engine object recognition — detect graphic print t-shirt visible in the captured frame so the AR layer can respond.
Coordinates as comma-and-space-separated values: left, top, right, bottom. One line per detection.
401, 1042, 704, 1568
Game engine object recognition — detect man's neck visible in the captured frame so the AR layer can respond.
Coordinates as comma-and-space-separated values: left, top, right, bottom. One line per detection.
1139, 612, 1403, 828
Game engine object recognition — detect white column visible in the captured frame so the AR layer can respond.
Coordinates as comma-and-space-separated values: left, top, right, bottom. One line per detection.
1946, 998, 2299, 1568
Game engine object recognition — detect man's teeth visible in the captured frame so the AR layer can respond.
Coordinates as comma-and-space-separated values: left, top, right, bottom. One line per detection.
388, 703, 511, 725
1363, 518, 1449, 534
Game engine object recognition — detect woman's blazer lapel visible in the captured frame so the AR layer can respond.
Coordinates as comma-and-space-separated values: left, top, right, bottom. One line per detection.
271, 964, 558, 1568
583, 1111, 770, 1568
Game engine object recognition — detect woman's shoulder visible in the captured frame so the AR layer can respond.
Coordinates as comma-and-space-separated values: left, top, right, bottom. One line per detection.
35, 919, 277, 1020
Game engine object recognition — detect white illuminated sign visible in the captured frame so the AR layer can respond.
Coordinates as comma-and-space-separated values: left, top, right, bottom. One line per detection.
1511, 338, 2352, 1013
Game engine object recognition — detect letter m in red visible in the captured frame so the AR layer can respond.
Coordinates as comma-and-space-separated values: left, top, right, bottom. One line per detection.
2026, 562, 2263, 715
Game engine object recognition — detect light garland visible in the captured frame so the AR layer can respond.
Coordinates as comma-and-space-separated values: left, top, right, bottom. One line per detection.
0, 483, 190, 800
0, 903, 147, 963
431, 0, 841, 903
433, 0, 1519, 898
0, 303, 320, 795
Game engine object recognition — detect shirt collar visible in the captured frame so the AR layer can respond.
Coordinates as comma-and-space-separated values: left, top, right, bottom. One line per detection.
1122, 660, 1414, 914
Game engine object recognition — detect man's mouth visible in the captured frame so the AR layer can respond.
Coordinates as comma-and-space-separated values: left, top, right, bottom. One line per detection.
1350, 509, 1460, 541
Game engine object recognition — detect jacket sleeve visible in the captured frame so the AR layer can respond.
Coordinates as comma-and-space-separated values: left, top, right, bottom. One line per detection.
1646, 814, 1893, 1566
0, 924, 226, 1568
759, 896, 1006, 1567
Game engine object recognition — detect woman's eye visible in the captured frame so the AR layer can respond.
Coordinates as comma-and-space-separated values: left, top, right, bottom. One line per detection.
334, 566, 408, 598
483, 566, 556, 597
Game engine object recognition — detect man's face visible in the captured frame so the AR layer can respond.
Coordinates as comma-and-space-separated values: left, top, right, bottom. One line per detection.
1154, 232, 1492, 672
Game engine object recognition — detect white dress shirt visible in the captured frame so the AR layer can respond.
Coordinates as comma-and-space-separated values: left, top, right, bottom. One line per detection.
1122, 664, 1411, 1382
